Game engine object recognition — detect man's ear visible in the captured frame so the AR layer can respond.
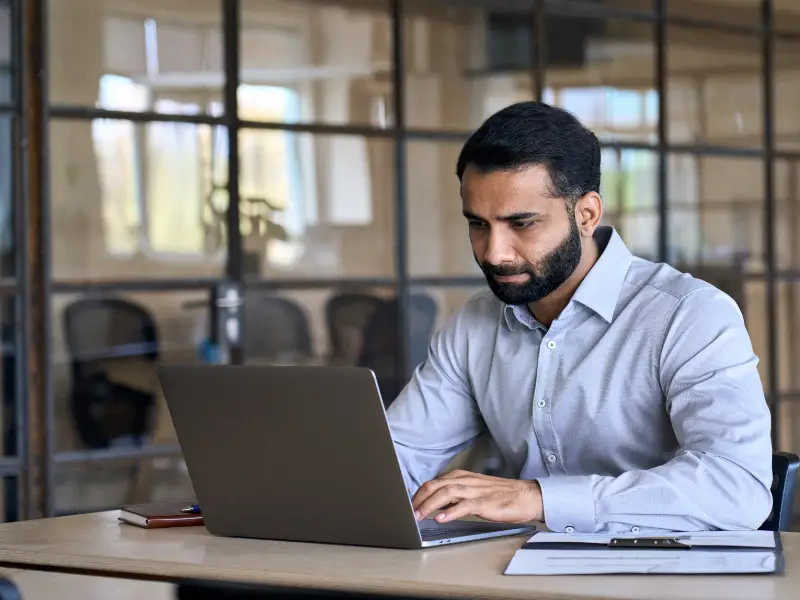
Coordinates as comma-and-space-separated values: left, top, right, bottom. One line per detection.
574, 192, 603, 236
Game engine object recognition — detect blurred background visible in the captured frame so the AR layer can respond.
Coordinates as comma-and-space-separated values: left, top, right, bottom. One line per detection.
0, 0, 799, 524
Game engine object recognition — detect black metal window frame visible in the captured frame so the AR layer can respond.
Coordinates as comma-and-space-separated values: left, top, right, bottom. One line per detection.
0, 0, 26, 523
11, 0, 795, 517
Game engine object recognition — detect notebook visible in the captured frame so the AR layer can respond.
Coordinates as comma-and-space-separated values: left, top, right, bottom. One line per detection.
505, 530, 783, 575
118, 502, 204, 529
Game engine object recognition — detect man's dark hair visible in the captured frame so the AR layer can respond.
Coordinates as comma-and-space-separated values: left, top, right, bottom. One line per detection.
456, 101, 601, 212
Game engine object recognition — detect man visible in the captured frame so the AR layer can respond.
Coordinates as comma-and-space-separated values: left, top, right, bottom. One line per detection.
386, 101, 773, 534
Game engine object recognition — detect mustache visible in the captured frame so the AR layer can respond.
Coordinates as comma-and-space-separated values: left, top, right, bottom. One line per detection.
483, 264, 532, 277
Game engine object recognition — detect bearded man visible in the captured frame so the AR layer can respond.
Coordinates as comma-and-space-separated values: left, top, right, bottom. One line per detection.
386, 101, 773, 534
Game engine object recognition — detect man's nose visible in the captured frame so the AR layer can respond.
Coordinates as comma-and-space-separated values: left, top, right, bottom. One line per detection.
484, 230, 517, 266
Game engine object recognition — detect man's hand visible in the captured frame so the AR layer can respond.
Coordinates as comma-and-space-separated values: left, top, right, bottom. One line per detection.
411, 469, 544, 524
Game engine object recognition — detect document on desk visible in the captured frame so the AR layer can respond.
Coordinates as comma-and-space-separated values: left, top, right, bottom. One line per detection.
504, 531, 783, 575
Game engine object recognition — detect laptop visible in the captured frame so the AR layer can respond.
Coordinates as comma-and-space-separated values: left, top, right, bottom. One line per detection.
157, 364, 534, 549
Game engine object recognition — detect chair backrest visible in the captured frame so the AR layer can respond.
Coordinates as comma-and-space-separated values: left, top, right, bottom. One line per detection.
62, 297, 160, 449
63, 297, 159, 373
324, 292, 384, 365
244, 295, 312, 363
760, 451, 800, 532
357, 293, 438, 404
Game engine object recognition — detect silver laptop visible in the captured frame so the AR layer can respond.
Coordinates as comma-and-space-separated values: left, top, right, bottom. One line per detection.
157, 364, 534, 549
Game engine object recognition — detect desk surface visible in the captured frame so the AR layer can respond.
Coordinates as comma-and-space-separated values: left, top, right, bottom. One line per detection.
0, 512, 795, 600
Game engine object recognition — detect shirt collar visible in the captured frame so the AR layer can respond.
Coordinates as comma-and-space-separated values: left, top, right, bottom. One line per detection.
502, 225, 633, 329
570, 226, 633, 323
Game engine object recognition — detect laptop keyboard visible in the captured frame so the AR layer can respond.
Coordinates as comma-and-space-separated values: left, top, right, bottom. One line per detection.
419, 521, 507, 540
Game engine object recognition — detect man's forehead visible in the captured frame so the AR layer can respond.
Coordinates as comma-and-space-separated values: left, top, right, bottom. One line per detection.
460, 165, 554, 199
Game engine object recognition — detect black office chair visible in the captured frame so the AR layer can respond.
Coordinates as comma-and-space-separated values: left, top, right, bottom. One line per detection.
357, 293, 438, 406
324, 292, 383, 366
244, 295, 313, 364
759, 451, 800, 532
63, 297, 159, 449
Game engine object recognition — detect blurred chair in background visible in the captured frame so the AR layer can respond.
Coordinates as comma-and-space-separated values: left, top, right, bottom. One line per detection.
244, 295, 313, 365
357, 293, 438, 406
63, 297, 159, 450
324, 292, 383, 366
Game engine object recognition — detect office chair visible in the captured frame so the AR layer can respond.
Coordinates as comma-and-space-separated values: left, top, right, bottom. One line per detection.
324, 292, 383, 365
759, 451, 800, 532
357, 293, 438, 406
63, 297, 159, 449
244, 295, 313, 364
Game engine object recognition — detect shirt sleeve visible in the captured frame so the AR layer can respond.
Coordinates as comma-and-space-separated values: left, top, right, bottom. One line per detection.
385, 305, 486, 495
537, 286, 774, 533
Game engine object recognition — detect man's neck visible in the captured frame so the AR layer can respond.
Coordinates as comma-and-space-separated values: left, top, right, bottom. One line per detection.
528, 237, 601, 328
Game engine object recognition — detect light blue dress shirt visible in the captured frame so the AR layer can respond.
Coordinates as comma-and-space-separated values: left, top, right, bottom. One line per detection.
386, 226, 773, 534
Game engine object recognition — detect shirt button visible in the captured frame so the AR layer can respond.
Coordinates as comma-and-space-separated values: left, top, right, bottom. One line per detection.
537, 399, 546, 408
546, 340, 557, 350
631, 526, 641, 533
565, 526, 575, 533
547, 454, 557, 463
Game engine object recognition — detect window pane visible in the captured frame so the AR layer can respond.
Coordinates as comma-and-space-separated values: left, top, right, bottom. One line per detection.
777, 283, 800, 396
406, 140, 477, 277
0, 1, 11, 105
667, 154, 763, 272
741, 281, 768, 391
52, 291, 212, 452
0, 115, 13, 277
776, 159, 800, 271
240, 0, 391, 127
403, 1, 533, 132
48, 0, 224, 115
545, 15, 657, 143
55, 458, 193, 515
774, 1, 800, 32
776, 38, 800, 152
600, 148, 659, 261
667, 27, 762, 148
50, 119, 228, 280
668, 0, 760, 27
240, 131, 395, 278
243, 286, 401, 398
0, 296, 17, 458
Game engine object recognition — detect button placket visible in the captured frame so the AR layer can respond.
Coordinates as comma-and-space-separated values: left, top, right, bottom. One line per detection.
531, 330, 564, 475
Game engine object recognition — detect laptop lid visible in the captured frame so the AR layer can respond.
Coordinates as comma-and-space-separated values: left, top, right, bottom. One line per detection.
157, 365, 423, 549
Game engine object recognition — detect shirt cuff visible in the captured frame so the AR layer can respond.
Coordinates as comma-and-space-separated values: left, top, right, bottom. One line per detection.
536, 475, 596, 533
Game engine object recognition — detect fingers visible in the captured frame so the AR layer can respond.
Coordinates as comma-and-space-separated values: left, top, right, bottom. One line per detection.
435, 499, 482, 523
412, 476, 489, 513
413, 482, 482, 521
439, 469, 492, 481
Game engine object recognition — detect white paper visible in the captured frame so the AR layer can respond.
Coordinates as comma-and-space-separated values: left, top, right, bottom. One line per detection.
505, 549, 777, 575
506, 531, 779, 575
524, 530, 777, 549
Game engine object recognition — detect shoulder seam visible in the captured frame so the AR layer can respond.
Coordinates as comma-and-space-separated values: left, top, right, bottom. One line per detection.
642, 280, 712, 302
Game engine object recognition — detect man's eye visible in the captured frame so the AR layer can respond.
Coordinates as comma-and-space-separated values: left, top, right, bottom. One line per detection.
512, 221, 535, 230
468, 221, 487, 229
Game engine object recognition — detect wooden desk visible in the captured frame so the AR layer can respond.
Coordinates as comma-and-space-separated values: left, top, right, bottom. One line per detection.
0, 568, 173, 600
0, 512, 795, 600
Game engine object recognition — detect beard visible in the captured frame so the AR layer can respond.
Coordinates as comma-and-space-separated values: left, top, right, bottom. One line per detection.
480, 218, 583, 306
